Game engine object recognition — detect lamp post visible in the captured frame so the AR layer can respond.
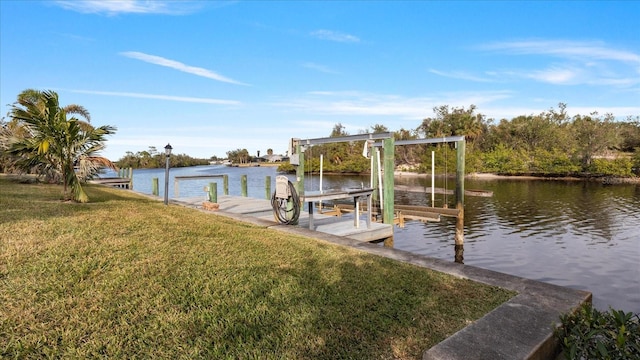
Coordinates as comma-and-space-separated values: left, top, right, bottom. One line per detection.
164, 143, 172, 205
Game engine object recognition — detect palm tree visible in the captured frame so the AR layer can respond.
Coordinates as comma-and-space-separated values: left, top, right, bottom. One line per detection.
7, 89, 117, 202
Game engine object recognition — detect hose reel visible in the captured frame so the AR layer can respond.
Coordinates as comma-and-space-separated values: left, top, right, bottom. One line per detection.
271, 175, 300, 225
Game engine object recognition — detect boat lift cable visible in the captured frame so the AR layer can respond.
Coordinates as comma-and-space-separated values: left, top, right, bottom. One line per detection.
271, 179, 301, 225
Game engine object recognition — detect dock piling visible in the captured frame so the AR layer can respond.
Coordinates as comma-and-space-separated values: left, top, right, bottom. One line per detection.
265, 176, 271, 200
241, 175, 247, 197
209, 182, 217, 203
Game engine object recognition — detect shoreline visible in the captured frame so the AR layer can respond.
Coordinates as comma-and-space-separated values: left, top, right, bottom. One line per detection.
394, 171, 640, 184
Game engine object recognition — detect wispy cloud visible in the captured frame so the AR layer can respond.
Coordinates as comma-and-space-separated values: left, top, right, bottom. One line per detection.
302, 62, 339, 74
272, 90, 513, 119
120, 51, 250, 86
525, 66, 580, 85
310, 30, 360, 43
481, 40, 640, 64
428, 69, 494, 82
478, 39, 640, 87
68, 89, 241, 105
54, 0, 205, 15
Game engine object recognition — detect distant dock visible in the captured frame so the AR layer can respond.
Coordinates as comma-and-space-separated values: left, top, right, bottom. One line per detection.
89, 177, 132, 189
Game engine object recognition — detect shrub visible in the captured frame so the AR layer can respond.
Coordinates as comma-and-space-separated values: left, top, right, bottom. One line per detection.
276, 162, 295, 173
530, 148, 581, 175
633, 148, 640, 176
588, 158, 634, 177
481, 144, 529, 174
555, 304, 640, 359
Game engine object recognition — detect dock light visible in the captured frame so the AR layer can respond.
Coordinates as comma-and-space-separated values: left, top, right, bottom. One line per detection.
164, 143, 172, 205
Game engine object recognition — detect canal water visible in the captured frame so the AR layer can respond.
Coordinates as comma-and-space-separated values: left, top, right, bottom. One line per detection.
105, 165, 640, 313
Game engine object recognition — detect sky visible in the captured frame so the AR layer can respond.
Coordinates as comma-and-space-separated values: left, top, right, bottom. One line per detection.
1, 1, 639, 161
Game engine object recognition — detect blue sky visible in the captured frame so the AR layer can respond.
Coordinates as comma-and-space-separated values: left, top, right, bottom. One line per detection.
1, 1, 639, 160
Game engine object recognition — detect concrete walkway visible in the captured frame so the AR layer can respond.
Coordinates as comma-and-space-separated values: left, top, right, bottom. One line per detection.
173, 196, 591, 360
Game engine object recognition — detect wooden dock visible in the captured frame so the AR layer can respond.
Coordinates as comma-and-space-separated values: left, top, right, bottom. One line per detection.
178, 195, 394, 242
394, 184, 493, 197
89, 177, 132, 189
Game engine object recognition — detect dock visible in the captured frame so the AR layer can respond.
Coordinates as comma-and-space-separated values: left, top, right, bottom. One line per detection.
89, 177, 132, 189
177, 195, 394, 242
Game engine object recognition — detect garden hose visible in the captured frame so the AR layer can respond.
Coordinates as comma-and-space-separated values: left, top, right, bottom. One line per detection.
271, 180, 300, 225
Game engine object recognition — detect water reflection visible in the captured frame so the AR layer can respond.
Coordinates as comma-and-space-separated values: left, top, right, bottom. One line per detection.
454, 244, 464, 264
393, 176, 640, 313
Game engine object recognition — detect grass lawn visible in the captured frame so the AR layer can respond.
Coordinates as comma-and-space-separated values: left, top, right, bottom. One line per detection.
0, 176, 515, 359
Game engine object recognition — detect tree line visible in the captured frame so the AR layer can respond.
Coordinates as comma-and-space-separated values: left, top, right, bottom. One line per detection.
279, 104, 640, 178
115, 147, 210, 169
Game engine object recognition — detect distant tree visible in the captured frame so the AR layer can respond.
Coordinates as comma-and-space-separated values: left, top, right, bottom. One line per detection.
418, 105, 488, 143
394, 128, 421, 165
571, 112, 619, 169
6, 89, 117, 202
371, 124, 389, 133
267, 148, 273, 156
618, 116, 640, 152
330, 123, 348, 137
226, 148, 250, 164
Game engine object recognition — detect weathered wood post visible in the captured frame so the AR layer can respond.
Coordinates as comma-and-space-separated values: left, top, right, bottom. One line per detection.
152, 177, 159, 196
241, 174, 247, 197
291, 143, 304, 226
371, 149, 379, 204
209, 182, 217, 203
265, 176, 271, 200
382, 137, 395, 247
382, 137, 395, 225
223, 175, 229, 195
128, 167, 133, 189
295, 143, 305, 198
455, 139, 466, 263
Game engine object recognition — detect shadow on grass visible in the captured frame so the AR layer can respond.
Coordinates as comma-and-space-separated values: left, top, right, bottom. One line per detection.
0, 178, 152, 225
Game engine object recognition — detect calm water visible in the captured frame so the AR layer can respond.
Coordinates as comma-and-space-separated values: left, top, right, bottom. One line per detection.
105, 165, 640, 313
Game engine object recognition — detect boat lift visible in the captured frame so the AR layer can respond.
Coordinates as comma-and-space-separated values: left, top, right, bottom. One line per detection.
289, 133, 466, 250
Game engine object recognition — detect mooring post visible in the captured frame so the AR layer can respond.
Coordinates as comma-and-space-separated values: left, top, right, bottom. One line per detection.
371, 149, 379, 203
295, 144, 305, 197
382, 137, 395, 225
128, 167, 133, 189
223, 175, 229, 195
241, 175, 248, 197
382, 138, 395, 247
152, 177, 159, 196
209, 182, 217, 203
455, 139, 466, 263
265, 176, 271, 200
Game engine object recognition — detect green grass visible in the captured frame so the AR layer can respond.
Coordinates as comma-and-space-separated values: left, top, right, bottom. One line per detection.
0, 176, 515, 359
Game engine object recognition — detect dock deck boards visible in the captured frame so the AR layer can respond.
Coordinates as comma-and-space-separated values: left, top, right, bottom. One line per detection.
179, 195, 394, 242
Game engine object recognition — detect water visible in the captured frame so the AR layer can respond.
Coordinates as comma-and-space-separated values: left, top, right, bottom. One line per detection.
103, 165, 640, 313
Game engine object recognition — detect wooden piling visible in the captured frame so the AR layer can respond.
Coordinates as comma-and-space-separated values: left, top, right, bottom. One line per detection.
382, 137, 395, 225
223, 175, 229, 195
455, 139, 465, 247
209, 182, 217, 203
241, 175, 247, 197
152, 177, 159, 196
265, 176, 271, 200
295, 144, 305, 197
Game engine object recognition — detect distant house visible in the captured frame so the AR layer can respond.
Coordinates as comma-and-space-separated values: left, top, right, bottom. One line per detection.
262, 154, 285, 162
